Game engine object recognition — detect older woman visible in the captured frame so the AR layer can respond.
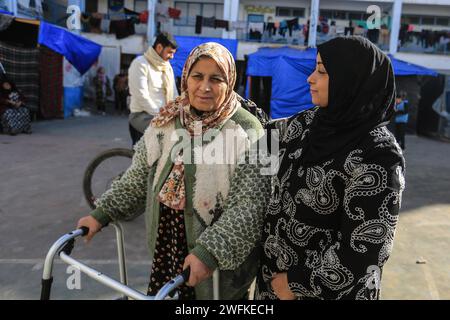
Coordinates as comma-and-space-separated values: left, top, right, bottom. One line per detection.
0, 79, 31, 135
255, 36, 405, 300
77, 43, 270, 299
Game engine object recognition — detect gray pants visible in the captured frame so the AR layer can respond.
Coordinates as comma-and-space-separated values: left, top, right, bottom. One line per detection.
129, 111, 154, 134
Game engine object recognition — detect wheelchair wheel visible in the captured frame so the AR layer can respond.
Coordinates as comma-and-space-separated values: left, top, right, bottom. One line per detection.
83, 148, 134, 210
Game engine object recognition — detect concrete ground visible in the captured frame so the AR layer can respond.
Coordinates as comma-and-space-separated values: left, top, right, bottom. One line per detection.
0, 113, 449, 300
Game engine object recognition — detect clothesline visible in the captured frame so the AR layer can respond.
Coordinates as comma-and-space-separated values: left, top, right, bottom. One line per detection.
78, 5, 181, 22
195, 16, 309, 36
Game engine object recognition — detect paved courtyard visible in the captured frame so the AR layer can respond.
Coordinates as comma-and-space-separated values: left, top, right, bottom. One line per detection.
0, 114, 449, 299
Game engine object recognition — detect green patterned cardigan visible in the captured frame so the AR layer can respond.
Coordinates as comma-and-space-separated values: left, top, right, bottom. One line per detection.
90, 107, 271, 299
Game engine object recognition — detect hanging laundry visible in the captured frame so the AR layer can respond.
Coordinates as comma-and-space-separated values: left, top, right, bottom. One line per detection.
279, 20, 288, 36
139, 10, 149, 24
168, 7, 181, 19
287, 18, 298, 37
195, 16, 218, 34
265, 22, 275, 35
89, 16, 102, 33
124, 7, 140, 16
195, 15, 202, 34
110, 19, 135, 39
248, 22, 264, 34
215, 19, 229, 31
203, 16, 216, 28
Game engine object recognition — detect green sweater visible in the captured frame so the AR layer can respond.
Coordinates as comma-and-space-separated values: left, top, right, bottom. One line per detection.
91, 107, 271, 299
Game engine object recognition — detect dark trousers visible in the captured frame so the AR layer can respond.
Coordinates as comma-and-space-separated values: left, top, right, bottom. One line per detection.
395, 122, 406, 150
96, 97, 106, 112
114, 91, 128, 113
129, 123, 143, 146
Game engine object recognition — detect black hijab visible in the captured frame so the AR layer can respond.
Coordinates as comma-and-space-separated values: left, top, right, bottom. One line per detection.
300, 36, 396, 166
0, 78, 17, 96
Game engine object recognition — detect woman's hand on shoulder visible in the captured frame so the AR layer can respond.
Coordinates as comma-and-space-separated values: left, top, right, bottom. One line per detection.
271, 273, 296, 300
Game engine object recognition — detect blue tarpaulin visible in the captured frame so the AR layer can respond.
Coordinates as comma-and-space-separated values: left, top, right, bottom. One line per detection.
63, 86, 83, 118
38, 21, 101, 75
0, 9, 13, 15
246, 47, 438, 119
171, 36, 238, 77
388, 54, 438, 77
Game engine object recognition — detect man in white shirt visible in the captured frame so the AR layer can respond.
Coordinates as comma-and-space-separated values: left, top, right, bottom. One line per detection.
128, 32, 178, 145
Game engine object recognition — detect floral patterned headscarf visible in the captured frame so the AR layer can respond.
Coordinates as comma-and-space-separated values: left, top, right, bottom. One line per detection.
151, 42, 239, 136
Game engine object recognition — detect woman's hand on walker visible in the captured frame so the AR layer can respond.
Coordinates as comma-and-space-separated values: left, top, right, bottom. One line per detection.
183, 254, 213, 287
76, 216, 102, 243
271, 273, 296, 300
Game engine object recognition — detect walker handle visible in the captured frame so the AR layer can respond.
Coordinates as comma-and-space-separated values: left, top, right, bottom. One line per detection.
79, 226, 90, 236
181, 267, 191, 282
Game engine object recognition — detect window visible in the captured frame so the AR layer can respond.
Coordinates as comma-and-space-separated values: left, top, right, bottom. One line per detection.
203, 3, 215, 17
348, 12, 364, 21
421, 16, 435, 25
276, 8, 290, 16
0, 0, 9, 11
403, 15, 420, 24
276, 7, 305, 17
292, 9, 305, 17
215, 4, 223, 18
86, 0, 98, 13
320, 10, 333, 19
17, 0, 43, 18
332, 10, 347, 20
188, 2, 201, 26
134, 0, 147, 13
436, 17, 449, 26
174, 2, 224, 26
175, 2, 188, 25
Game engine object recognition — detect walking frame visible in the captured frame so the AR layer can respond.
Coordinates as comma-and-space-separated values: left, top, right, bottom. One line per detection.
40, 222, 220, 300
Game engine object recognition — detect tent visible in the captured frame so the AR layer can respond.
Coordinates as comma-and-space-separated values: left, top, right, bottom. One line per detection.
0, 13, 102, 118
170, 36, 238, 78
246, 46, 439, 119
39, 21, 102, 75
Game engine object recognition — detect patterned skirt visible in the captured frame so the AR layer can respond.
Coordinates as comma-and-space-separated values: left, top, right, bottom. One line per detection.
147, 203, 195, 300
1, 107, 31, 134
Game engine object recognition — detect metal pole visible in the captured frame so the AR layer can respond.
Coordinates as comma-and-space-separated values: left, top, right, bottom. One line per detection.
222, 0, 239, 39
111, 222, 128, 286
213, 269, 220, 300
59, 252, 153, 300
147, 0, 157, 47
7, 0, 17, 16
308, 0, 320, 48
389, 0, 403, 55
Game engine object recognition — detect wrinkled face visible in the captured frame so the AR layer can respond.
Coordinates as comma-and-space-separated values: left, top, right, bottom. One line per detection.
2, 82, 11, 90
186, 57, 228, 112
155, 44, 176, 61
307, 53, 329, 108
